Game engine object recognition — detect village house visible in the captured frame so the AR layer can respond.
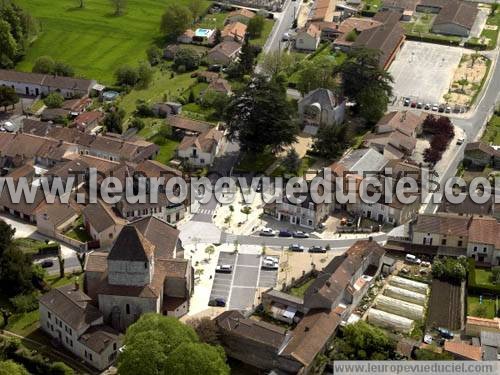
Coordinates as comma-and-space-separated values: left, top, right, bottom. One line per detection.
332, 17, 382, 50
364, 111, 424, 159
73, 111, 105, 132
226, 8, 255, 24
206, 41, 242, 66
308, 0, 337, 23
35, 196, 80, 238
464, 142, 500, 169
204, 78, 232, 96
295, 23, 321, 51
0, 69, 96, 97
176, 127, 223, 167
177, 29, 195, 44
82, 200, 126, 249
39, 284, 121, 370
216, 239, 385, 374
298, 88, 346, 134
466, 216, 500, 266
221, 21, 247, 43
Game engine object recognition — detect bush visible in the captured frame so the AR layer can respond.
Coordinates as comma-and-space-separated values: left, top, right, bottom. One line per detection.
37, 242, 60, 255
53, 61, 74, 77
173, 48, 200, 71
129, 117, 145, 131
32, 56, 55, 74
432, 256, 467, 282
135, 101, 155, 117
115, 65, 139, 86
9, 292, 40, 313
147, 46, 163, 66
43, 92, 64, 109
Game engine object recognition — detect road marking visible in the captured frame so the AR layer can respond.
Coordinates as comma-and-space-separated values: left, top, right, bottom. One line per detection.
226, 251, 239, 308
255, 256, 262, 292
231, 285, 259, 289
235, 264, 260, 268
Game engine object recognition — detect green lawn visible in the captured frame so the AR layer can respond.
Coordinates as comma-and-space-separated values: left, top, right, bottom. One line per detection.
467, 294, 497, 319
482, 115, 500, 145
63, 216, 92, 242
479, 9, 500, 49
16, 0, 210, 84
289, 278, 314, 298
155, 139, 180, 164
363, 0, 382, 12
197, 12, 228, 30
250, 19, 275, 47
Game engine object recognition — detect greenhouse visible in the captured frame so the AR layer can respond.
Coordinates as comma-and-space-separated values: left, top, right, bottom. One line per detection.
384, 285, 427, 306
367, 308, 415, 333
389, 276, 429, 295
375, 295, 425, 321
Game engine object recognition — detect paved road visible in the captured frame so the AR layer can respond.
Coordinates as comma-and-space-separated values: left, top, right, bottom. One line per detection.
263, 0, 297, 55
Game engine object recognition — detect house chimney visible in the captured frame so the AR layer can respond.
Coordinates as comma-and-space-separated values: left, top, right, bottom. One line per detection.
305, 326, 310, 332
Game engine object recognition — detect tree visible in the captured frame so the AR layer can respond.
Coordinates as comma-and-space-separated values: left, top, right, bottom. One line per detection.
296, 56, 337, 95
146, 46, 163, 66
54, 61, 75, 77
165, 342, 229, 375
57, 254, 65, 279
241, 206, 252, 221
492, 266, 500, 284
0, 86, 19, 111
345, 29, 358, 42
200, 90, 229, 116
43, 92, 64, 108
0, 360, 29, 375
187, 0, 204, 21
470, 52, 482, 67
194, 268, 204, 279
160, 5, 192, 40
224, 75, 298, 153
50, 362, 74, 375
32, 55, 55, 74
261, 51, 297, 77
0, 246, 35, 297
204, 245, 215, 260
118, 313, 228, 375
473, 304, 489, 318
340, 48, 393, 124
213, 28, 222, 45
330, 321, 395, 360
110, 0, 127, 16
104, 107, 126, 133
247, 15, 265, 38
187, 317, 220, 346
76, 252, 86, 272
115, 65, 138, 86
282, 149, 300, 174
0, 20, 17, 68
173, 48, 200, 71
0, 307, 11, 326
237, 35, 258, 76
312, 124, 349, 159
137, 62, 153, 88
130, 117, 145, 131
457, 78, 469, 93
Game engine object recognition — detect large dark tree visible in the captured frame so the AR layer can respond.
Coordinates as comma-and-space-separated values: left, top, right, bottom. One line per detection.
312, 124, 349, 159
296, 56, 337, 95
118, 314, 229, 375
0, 86, 19, 111
160, 4, 192, 40
224, 75, 298, 153
340, 48, 393, 124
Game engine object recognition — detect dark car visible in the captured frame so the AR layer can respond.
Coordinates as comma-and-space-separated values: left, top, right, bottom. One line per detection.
41, 259, 54, 268
436, 327, 454, 339
289, 244, 305, 252
278, 230, 293, 237
208, 64, 222, 72
403, 98, 410, 106
309, 245, 326, 253
438, 105, 445, 113
410, 101, 417, 108
208, 298, 226, 307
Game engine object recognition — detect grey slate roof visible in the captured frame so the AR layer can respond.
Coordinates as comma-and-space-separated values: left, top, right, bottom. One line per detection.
108, 225, 154, 262
300, 88, 341, 111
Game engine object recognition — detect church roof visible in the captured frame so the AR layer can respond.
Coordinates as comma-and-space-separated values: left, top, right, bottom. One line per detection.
108, 225, 154, 262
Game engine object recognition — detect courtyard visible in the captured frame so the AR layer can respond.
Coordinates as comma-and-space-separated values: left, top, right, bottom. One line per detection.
389, 41, 464, 105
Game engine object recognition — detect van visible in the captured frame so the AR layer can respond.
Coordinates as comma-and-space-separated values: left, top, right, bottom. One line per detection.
405, 254, 421, 264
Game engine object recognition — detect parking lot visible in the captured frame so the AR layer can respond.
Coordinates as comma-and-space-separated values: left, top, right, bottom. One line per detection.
389, 41, 464, 105
209, 251, 279, 310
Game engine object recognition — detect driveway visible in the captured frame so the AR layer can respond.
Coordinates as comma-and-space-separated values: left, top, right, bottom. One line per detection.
389, 41, 464, 104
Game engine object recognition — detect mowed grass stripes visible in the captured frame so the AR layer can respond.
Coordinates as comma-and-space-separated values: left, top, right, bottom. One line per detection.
16, 0, 209, 83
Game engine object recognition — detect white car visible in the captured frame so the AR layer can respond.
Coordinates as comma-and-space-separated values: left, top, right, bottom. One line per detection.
262, 259, 278, 270
264, 256, 279, 264
423, 334, 433, 345
215, 264, 232, 273
260, 228, 276, 236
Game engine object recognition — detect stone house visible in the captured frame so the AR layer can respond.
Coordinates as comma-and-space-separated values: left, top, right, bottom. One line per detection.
0, 69, 96, 98
412, 213, 470, 251
206, 41, 242, 66
35, 196, 80, 238
39, 284, 120, 370
464, 142, 500, 170
295, 23, 321, 51
82, 200, 126, 249
176, 127, 223, 167
466, 216, 500, 266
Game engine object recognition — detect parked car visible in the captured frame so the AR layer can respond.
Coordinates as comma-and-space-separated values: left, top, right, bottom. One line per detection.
424, 103, 431, 110
423, 334, 433, 344
278, 230, 293, 237
289, 244, 305, 252
260, 228, 276, 236
438, 105, 445, 113
41, 259, 54, 268
208, 298, 226, 307
264, 256, 279, 264
215, 264, 232, 273
456, 138, 464, 145
417, 102, 423, 109
436, 327, 454, 339
262, 259, 278, 269
432, 104, 439, 111
410, 101, 417, 108
403, 98, 410, 106
309, 245, 326, 253
405, 253, 421, 264
445, 106, 451, 113
208, 64, 222, 72
293, 231, 309, 238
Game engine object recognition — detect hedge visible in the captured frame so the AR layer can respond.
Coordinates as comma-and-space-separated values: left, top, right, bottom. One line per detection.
464, 40, 488, 51
467, 259, 500, 294
37, 243, 60, 256
405, 32, 460, 47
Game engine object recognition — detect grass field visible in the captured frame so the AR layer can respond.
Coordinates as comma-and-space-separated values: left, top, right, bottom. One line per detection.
16, 0, 210, 83
467, 294, 497, 319
482, 115, 500, 145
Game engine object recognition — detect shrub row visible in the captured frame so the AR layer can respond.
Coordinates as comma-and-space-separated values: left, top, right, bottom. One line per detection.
405, 32, 460, 47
